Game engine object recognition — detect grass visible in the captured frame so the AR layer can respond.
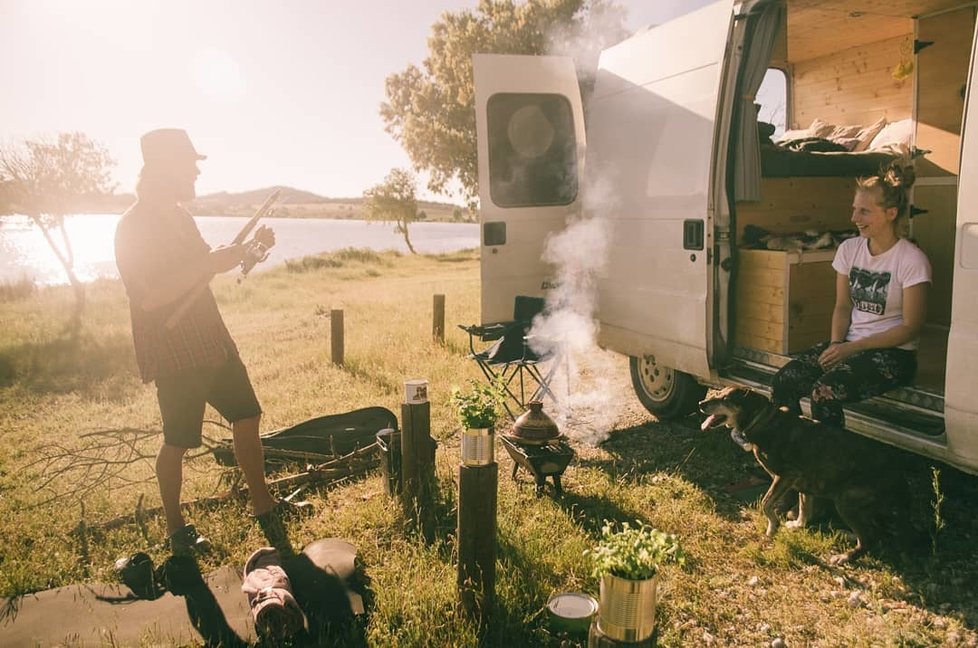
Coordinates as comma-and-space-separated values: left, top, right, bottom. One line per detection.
1, 248, 978, 646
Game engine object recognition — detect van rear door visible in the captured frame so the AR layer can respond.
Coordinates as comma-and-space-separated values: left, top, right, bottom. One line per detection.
472, 54, 586, 324
946, 38, 978, 466
586, 0, 737, 377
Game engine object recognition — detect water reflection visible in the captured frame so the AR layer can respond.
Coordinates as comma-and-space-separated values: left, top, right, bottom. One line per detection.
0, 214, 480, 285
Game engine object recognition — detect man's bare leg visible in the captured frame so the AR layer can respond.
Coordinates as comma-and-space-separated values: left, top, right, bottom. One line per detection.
232, 414, 276, 516
157, 444, 188, 535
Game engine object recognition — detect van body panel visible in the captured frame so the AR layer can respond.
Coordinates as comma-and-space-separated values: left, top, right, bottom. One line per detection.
946, 33, 978, 464
589, 0, 736, 378
472, 54, 586, 324
471, 1, 978, 474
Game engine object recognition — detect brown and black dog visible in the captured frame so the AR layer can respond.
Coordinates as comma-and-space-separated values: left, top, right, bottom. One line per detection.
699, 386, 913, 563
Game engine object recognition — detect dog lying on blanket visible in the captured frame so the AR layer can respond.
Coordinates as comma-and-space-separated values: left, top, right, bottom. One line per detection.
699, 386, 913, 563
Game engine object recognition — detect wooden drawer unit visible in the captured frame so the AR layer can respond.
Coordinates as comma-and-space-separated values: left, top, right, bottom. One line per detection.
734, 249, 837, 355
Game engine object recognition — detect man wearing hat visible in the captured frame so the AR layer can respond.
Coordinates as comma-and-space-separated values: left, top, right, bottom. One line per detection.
115, 128, 308, 555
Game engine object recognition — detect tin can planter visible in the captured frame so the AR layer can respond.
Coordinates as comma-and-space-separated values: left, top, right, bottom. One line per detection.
596, 573, 657, 642
461, 426, 495, 466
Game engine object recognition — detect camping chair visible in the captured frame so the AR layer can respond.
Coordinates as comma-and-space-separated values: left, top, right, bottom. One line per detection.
459, 295, 562, 420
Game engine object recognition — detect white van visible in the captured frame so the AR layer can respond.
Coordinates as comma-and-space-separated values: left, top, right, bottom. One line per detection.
472, 0, 978, 474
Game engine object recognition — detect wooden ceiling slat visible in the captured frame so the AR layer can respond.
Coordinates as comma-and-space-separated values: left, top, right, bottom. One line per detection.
785, 0, 974, 61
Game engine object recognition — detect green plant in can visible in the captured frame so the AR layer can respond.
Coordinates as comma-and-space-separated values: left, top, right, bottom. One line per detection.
586, 520, 685, 580
449, 378, 504, 429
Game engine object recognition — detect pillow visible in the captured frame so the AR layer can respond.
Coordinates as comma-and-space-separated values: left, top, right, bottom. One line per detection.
808, 118, 836, 138
827, 124, 863, 140
832, 136, 862, 151
776, 127, 814, 143
853, 116, 887, 152
869, 118, 914, 150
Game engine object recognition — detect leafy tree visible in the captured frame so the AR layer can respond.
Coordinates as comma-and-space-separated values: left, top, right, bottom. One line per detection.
381, 0, 626, 203
363, 168, 420, 255
0, 132, 116, 322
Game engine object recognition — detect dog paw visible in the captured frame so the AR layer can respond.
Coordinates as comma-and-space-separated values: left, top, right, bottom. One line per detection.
784, 519, 806, 530
829, 552, 852, 565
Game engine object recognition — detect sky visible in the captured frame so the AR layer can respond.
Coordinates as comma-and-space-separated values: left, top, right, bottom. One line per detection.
0, 0, 713, 202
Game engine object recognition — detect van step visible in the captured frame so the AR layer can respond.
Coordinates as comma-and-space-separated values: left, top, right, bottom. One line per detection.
720, 360, 945, 437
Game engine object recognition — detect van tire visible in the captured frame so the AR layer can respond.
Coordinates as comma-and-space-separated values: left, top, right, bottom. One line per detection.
629, 355, 706, 420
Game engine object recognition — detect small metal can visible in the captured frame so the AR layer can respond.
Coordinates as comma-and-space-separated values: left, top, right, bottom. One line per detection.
546, 591, 598, 636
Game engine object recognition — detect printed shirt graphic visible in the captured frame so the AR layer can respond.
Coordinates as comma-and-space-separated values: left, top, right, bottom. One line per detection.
832, 237, 932, 350
849, 267, 891, 316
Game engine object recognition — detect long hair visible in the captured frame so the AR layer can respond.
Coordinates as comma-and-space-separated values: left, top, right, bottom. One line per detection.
135, 164, 179, 203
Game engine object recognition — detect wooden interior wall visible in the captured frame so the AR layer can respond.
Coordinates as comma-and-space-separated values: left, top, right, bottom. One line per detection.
736, 177, 855, 238
914, 184, 957, 326
791, 34, 914, 129
915, 6, 975, 177
914, 6, 975, 328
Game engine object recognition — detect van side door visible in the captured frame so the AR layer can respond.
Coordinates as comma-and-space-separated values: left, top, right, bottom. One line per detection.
587, 0, 737, 377
472, 54, 586, 324
946, 36, 978, 465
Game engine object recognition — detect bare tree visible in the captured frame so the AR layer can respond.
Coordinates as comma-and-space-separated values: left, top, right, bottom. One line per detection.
0, 133, 116, 324
363, 168, 420, 254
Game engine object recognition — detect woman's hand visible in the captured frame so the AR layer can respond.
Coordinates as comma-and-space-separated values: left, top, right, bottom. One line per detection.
818, 341, 853, 369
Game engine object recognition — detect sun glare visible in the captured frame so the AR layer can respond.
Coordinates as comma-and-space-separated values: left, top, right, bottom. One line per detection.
192, 47, 245, 101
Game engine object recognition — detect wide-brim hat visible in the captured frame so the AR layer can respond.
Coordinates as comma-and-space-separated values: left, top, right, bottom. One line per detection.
140, 128, 206, 168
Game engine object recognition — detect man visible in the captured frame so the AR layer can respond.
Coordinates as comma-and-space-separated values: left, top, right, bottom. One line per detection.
115, 128, 308, 555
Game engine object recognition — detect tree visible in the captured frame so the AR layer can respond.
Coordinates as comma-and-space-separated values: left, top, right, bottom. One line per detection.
0, 132, 116, 323
363, 168, 421, 255
381, 0, 626, 203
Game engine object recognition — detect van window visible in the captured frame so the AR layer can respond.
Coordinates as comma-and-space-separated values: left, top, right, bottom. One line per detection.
757, 68, 787, 137
486, 93, 578, 208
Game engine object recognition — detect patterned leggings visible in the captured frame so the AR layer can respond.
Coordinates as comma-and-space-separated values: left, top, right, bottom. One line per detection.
770, 341, 917, 428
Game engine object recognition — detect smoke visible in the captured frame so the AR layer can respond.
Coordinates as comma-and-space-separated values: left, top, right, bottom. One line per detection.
528, 175, 621, 446
519, 3, 630, 446
543, 1, 630, 99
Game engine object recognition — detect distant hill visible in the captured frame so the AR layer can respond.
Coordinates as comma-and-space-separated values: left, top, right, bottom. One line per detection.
191, 185, 468, 221
69, 185, 471, 222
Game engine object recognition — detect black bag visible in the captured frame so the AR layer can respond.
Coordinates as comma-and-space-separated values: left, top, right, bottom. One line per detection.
212, 406, 398, 466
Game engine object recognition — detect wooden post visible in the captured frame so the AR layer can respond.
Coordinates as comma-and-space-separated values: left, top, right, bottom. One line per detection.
457, 462, 497, 624
330, 309, 344, 365
400, 400, 436, 540
433, 294, 445, 343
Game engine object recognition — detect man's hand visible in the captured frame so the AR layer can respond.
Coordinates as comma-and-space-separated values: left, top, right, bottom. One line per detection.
251, 224, 275, 250
241, 225, 275, 275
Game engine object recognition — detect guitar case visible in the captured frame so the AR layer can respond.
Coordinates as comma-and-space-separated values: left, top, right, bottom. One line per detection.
212, 406, 398, 466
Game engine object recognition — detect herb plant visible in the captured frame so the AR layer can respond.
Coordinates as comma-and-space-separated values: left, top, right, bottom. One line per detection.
586, 520, 685, 580
450, 379, 504, 429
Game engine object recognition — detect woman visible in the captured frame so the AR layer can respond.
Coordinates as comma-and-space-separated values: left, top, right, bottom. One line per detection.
771, 162, 931, 428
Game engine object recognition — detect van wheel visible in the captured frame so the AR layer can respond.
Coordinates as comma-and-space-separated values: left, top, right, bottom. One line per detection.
629, 355, 706, 420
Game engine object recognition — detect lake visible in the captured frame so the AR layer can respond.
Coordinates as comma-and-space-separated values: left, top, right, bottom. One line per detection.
0, 214, 480, 285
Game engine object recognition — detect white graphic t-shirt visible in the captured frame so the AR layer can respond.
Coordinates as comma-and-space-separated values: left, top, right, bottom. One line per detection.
832, 237, 932, 350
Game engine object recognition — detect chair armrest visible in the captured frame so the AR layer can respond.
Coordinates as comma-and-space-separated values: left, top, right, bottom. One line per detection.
458, 321, 518, 341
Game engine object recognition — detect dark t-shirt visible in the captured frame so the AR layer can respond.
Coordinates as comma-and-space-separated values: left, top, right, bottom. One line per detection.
115, 201, 237, 382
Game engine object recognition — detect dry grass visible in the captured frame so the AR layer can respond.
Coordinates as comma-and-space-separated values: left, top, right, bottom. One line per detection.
1, 249, 977, 647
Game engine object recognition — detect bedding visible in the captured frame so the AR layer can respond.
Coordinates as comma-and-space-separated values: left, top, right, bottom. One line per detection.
760, 142, 902, 177
760, 116, 911, 178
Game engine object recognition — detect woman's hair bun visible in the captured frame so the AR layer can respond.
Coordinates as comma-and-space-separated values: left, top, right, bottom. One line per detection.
883, 161, 915, 190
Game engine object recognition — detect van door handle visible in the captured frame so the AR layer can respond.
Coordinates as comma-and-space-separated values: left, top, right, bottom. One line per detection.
683, 219, 704, 250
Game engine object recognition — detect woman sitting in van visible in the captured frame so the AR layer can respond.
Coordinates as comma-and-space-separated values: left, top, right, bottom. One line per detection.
771, 162, 931, 428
